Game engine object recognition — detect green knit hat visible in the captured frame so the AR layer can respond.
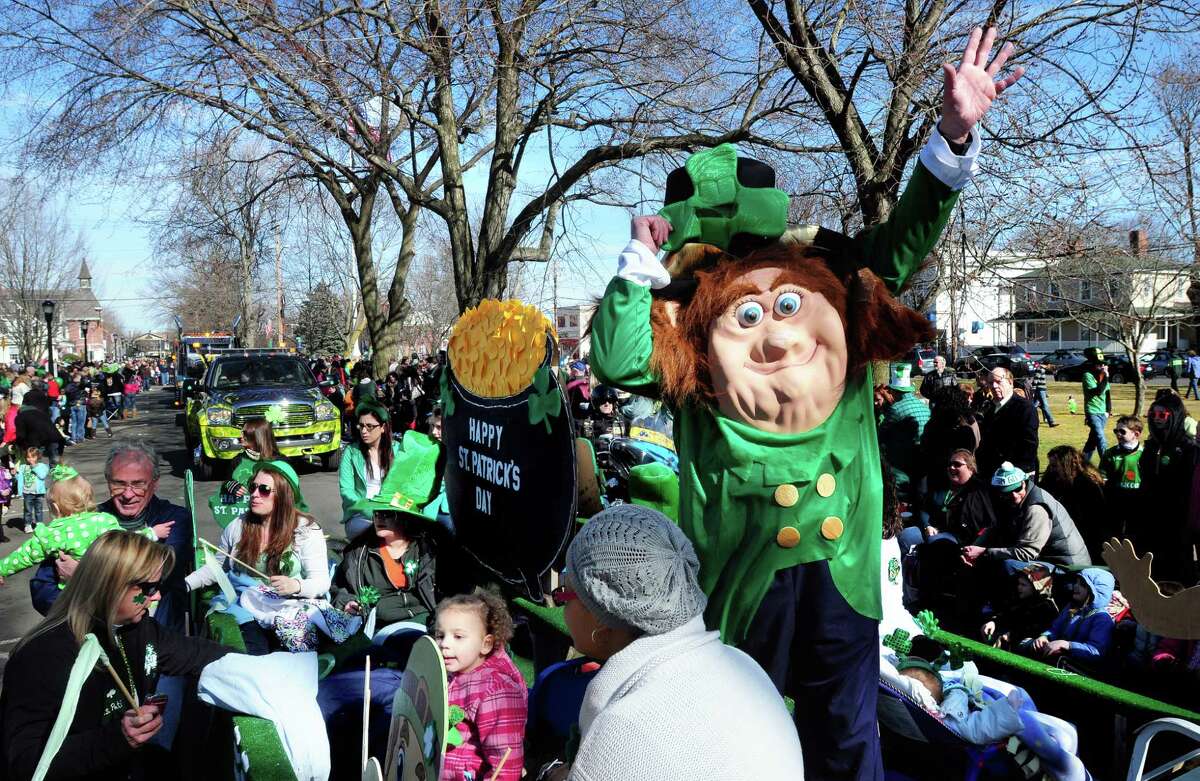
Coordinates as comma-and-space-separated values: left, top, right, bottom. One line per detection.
250, 459, 309, 512
352, 431, 441, 521
990, 461, 1031, 493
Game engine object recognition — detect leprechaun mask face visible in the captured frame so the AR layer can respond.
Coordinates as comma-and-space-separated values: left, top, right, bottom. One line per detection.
708, 266, 848, 433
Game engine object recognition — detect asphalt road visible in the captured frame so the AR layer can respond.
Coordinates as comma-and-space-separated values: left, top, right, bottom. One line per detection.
0, 386, 348, 681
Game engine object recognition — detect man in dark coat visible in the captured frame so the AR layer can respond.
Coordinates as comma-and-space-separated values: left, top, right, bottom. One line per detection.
976, 366, 1040, 479
920, 355, 958, 400
29, 441, 193, 629
14, 388, 67, 465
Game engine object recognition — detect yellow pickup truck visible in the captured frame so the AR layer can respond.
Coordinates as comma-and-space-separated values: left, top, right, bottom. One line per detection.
183, 351, 342, 479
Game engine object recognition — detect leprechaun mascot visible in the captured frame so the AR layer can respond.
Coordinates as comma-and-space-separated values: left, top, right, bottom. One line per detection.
589, 28, 1024, 780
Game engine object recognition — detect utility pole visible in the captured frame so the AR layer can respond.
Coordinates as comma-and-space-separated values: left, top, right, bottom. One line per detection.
275, 224, 284, 349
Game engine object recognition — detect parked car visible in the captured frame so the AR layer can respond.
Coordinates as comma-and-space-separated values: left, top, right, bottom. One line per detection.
1053, 354, 1150, 384
954, 345, 1037, 377
1141, 348, 1187, 376
907, 346, 938, 376
1038, 349, 1087, 375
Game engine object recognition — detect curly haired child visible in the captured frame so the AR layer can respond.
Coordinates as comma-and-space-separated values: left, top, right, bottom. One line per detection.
0, 465, 173, 586
436, 591, 526, 781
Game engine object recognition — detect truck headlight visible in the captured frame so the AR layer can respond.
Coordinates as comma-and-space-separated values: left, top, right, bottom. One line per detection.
206, 407, 233, 426
314, 401, 337, 421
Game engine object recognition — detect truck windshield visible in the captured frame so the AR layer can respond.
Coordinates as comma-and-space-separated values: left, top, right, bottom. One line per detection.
211, 358, 314, 389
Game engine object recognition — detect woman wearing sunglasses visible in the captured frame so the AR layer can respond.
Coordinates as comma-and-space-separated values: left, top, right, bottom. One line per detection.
186, 460, 330, 653
340, 401, 402, 539
1, 530, 231, 780
549, 504, 804, 781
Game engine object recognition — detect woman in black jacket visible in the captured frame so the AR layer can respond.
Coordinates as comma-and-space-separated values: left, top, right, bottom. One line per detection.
330, 509, 439, 629
15, 387, 67, 465
0, 530, 230, 781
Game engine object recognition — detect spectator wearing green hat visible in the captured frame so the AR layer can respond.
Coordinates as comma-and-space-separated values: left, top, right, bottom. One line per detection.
877, 362, 931, 505
185, 459, 328, 654
1080, 347, 1111, 462
961, 462, 1091, 572
330, 430, 445, 630
339, 401, 402, 539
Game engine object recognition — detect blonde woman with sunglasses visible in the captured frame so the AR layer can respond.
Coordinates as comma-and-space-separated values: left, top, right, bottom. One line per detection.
1, 530, 231, 780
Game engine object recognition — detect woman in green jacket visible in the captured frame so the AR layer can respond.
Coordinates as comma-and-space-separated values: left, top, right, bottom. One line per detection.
339, 401, 402, 538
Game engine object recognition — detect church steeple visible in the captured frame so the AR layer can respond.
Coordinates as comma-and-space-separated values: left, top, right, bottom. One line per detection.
78, 259, 92, 290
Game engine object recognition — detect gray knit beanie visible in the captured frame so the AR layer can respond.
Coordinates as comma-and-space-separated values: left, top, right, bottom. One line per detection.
565, 504, 707, 635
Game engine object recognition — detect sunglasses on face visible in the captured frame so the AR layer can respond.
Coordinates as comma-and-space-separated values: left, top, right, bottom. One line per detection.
133, 580, 162, 598
1114, 428, 1129, 436
357, 422, 382, 432
550, 585, 578, 606
249, 482, 273, 497
949, 461, 969, 469
1150, 409, 1171, 422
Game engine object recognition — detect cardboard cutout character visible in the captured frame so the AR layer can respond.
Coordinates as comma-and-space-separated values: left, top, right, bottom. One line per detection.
589, 28, 1024, 780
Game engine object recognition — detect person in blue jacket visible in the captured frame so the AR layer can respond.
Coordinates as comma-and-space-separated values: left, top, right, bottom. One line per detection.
1021, 567, 1115, 663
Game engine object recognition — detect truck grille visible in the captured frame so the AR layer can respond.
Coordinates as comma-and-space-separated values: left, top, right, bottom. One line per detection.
232, 403, 314, 428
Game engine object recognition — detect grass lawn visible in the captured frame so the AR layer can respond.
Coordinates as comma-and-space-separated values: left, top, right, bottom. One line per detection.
1033, 381, 1193, 465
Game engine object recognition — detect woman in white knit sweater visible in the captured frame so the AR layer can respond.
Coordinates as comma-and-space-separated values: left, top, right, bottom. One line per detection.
186, 461, 329, 651
556, 505, 804, 781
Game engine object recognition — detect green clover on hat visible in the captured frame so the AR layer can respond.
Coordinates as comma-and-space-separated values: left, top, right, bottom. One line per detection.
888, 362, 915, 392
351, 431, 441, 521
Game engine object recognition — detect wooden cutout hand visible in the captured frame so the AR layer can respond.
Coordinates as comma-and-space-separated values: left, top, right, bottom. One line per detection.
1102, 537, 1200, 639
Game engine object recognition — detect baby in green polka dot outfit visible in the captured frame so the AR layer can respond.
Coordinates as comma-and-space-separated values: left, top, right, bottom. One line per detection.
0, 466, 173, 585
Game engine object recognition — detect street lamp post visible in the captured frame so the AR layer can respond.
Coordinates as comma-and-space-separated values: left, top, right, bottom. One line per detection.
81, 319, 90, 365
41, 300, 56, 376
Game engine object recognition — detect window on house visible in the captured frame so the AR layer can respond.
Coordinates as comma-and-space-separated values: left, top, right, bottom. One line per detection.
1156, 321, 1170, 341
1015, 322, 1027, 340
1080, 280, 1092, 301
557, 316, 566, 329
1048, 322, 1061, 341
1048, 281, 1061, 299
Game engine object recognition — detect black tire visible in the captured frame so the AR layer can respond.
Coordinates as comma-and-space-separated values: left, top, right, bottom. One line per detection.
321, 447, 344, 472
1110, 371, 1125, 384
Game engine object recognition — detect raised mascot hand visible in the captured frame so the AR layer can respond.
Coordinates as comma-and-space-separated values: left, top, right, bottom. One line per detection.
940, 27, 1025, 143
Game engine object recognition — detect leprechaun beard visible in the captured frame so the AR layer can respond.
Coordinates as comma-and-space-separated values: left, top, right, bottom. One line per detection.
712, 350, 848, 434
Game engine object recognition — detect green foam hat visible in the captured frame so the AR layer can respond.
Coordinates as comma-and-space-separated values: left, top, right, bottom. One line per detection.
888, 363, 915, 392
658, 144, 790, 256
990, 461, 1030, 493
250, 459, 309, 512
352, 431, 441, 521
627, 462, 681, 524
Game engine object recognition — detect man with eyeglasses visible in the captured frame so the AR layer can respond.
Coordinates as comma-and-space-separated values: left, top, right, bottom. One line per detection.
29, 442, 193, 630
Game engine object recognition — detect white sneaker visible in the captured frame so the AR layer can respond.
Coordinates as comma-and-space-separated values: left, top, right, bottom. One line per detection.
23, 525, 32, 533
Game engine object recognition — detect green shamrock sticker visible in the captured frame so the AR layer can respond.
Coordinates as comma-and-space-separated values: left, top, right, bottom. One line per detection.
439, 368, 455, 417
527, 366, 562, 433
264, 404, 286, 425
